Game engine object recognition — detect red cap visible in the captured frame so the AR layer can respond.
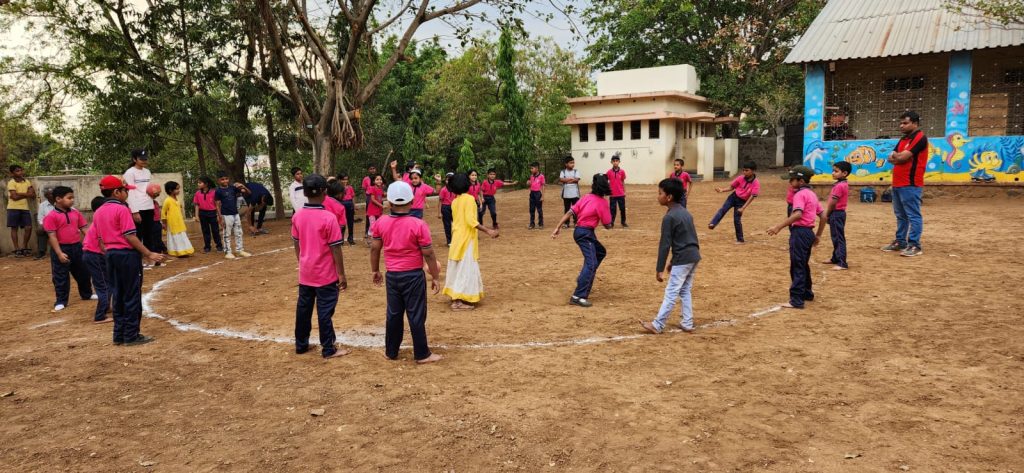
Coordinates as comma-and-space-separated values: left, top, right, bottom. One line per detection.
99, 175, 136, 191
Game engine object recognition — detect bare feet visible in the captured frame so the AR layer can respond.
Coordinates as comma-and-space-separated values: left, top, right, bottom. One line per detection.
416, 353, 444, 364
832, 265, 848, 271
820, 259, 837, 265
324, 348, 352, 359
638, 320, 662, 334
450, 301, 475, 311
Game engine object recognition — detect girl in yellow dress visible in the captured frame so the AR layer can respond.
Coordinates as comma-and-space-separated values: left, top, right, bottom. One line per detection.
161, 181, 195, 257
442, 173, 498, 310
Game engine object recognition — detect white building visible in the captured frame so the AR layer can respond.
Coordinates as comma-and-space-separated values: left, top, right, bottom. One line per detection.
563, 64, 739, 183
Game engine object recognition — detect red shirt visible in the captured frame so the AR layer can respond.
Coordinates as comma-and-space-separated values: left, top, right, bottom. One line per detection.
323, 197, 347, 227
571, 194, 612, 229
194, 190, 217, 212
43, 207, 87, 245
366, 187, 384, 217
91, 199, 137, 250
361, 176, 372, 192
606, 167, 627, 197
371, 214, 432, 272
342, 185, 355, 201
528, 173, 545, 191
667, 170, 691, 191
439, 187, 455, 206
290, 204, 344, 287
410, 183, 435, 210
791, 187, 822, 227
830, 180, 849, 211
481, 179, 504, 196
731, 175, 760, 200
468, 182, 481, 198
893, 130, 928, 187
153, 199, 161, 221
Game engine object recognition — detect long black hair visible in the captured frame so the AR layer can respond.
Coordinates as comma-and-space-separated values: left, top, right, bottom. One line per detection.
591, 174, 611, 197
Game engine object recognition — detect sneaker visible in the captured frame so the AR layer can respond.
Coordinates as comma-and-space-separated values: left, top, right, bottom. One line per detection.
528, 224, 536, 230
678, 324, 695, 333
258, 229, 269, 235
53, 304, 66, 312
237, 251, 252, 258
881, 241, 906, 252
348, 241, 356, 246
569, 296, 592, 308
538, 225, 544, 229
203, 248, 211, 254
225, 252, 236, 260
562, 224, 570, 229
622, 223, 629, 228
900, 245, 922, 257
90, 294, 99, 300
122, 334, 155, 346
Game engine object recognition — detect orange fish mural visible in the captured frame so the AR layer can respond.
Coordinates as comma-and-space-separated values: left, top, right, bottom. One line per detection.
845, 145, 880, 166
806, 121, 819, 132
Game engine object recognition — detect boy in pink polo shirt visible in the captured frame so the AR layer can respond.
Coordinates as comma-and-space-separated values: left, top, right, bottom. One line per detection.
606, 153, 628, 228
767, 166, 826, 309
480, 168, 516, 229
43, 186, 94, 312
818, 161, 852, 270
667, 158, 692, 207
291, 174, 349, 359
527, 162, 546, 229
709, 160, 760, 243
84, 196, 114, 323
371, 180, 443, 364
93, 175, 165, 346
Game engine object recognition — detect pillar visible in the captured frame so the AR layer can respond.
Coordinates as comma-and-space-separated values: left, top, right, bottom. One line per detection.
802, 64, 826, 172
723, 138, 739, 176
696, 136, 715, 182
945, 51, 971, 137
775, 126, 785, 167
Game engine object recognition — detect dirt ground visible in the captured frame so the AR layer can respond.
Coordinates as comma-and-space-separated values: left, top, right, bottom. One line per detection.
2, 175, 1022, 472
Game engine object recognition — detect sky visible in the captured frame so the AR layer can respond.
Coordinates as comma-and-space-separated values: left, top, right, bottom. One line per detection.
0, 0, 590, 127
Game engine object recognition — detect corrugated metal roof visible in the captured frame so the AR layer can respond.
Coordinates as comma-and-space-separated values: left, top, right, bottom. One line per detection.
784, 0, 1024, 63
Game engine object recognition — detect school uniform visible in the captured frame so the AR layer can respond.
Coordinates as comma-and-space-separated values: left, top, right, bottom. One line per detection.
193, 189, 222, 251
439, 187, 455, 245
560, 169, 581, 225
788, 187, 823, 309
341, 185, 356, 243
651, 203, 701, 331
527, 173, 545, 227
606, 167, 627, 225
667, 171, 692, 208
480, 179, 504, 227
365, 186, 384, 237
291, 203, 344, 358
570, 194, 612, 300
372, 213, 434, 361
827, 179, 850, 268
43, 206, 93, 307
93, 198, 146, 344
710, 174, 760, 242
408, 183, 434, 219
323, 196, 348, 232
82, 220, 112, 322
361, 176, 373, 236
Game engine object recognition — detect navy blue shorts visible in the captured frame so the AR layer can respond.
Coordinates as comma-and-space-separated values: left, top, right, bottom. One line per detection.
6, 210, 31, 228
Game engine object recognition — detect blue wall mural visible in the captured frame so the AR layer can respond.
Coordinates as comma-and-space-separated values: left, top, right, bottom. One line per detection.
802, 52, 1024, 184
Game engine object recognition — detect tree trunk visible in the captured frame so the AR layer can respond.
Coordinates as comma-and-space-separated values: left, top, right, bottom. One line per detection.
194, 131, 207, 177
265, 111, 285, 219
314, 133, 333, 176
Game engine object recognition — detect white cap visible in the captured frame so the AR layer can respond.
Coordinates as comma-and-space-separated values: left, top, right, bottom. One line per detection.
387, 181, 415, 205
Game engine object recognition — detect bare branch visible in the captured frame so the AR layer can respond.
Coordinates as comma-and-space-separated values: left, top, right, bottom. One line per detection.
367, 0, 414, 36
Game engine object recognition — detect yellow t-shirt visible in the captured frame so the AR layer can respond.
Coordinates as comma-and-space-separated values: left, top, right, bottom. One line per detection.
6, 179, 32, 210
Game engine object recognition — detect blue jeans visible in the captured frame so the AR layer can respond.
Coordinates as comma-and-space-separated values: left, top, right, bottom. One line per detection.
295, 282, 339, 357
892, 186, 923, 248
652, 263, 698, 331
710, 193, 746, 242
573, 227, 606, 299
385, 270, 432, 361
789, 226, 816, 308
84, 250, 112, 321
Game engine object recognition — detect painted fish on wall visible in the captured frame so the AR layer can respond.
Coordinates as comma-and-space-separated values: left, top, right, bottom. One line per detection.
844, 145, 885, 167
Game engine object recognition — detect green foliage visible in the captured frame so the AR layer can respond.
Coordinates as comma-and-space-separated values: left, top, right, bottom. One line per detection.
584, 0, 825, 126
458, 138, 476, 173
497, 28, 532, 182
945, 0, 1024, 24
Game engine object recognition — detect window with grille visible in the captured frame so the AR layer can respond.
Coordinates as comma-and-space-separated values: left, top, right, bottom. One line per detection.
649, 119, 660, 139
596, 123, 606, 141
630, 120, 641, 140
824, 56, 948, 140
579, 124, 589, 142
612, 122, 623, 141
970, 46, 1024, 136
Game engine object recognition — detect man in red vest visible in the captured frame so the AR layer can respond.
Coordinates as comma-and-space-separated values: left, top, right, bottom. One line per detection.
882, 111, 927, 257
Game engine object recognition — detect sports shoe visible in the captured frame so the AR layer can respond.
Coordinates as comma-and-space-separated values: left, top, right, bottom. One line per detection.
90, 294, 99, 300
225, 252, 236, 259
53, 304, 66, 312
569, 296, 592, 308
528, 224, 535, 230
122, 334, 155, 346
900, 245, 922, 257
203, 248, 211, 254
881, 241, 905, 252
622, 223, 629, 228
237, 251, 252, 258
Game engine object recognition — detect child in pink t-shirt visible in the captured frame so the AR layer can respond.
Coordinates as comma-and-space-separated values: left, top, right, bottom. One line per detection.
551, 174, 613, 308
817, 161, 852, 270
438, 173, 455, 246
43, 186, 93, 312
709, 161, 760, 244
527, 162, 546, 229
370, 180, 443, 364
364, 174, 385, 245
290, 173, 349, 359
667, 158, 692, 207
606, 154, 628, 227
767, 166, 826, 310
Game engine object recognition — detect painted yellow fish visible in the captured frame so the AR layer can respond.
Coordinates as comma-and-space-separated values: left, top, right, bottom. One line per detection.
805, 121, 819, 131
845, 145, 877, 166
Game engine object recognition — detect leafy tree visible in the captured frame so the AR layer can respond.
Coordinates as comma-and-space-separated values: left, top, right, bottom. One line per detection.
497, 27, 532, 181
458, 138, 476, 172
945, 0, 1024, 24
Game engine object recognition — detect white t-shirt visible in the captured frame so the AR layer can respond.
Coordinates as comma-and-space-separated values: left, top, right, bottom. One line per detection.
560, 169, 581, 199
123, 166, 154, 212
288, 180, 307, 212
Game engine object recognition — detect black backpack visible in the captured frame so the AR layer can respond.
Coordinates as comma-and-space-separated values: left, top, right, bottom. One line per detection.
881, 187, 893, 203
